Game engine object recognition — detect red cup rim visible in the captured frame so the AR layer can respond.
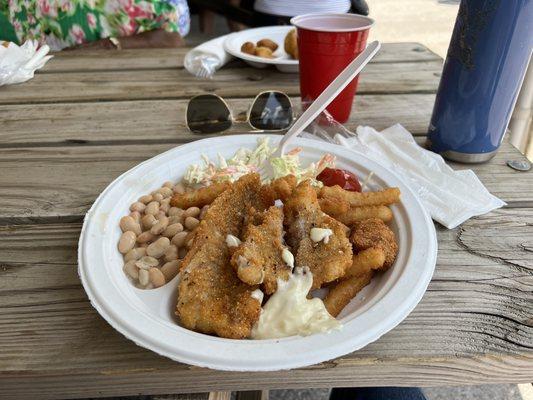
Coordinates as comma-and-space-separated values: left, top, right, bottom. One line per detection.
290, 13, 375, 33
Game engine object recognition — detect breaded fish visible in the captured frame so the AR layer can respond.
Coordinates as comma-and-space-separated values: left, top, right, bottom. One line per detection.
350, 218, 398, 269
176, 174, 262, 339
231, 206, 290, 294
284, 180, 353, 289
261, 174, 297, 204
170, 181, 231, 209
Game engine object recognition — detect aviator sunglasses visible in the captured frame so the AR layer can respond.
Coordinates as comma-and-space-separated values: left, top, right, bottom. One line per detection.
186, 91, 293, 134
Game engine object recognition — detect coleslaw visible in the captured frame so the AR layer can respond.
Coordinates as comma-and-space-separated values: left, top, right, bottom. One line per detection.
183, 137, 335, 186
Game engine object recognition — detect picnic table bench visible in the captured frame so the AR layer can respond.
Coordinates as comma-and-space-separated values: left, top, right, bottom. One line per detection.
0, 42, 531, 399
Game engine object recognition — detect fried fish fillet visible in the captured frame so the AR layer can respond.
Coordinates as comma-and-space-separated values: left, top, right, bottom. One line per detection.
170, 181, 231, 209
350, 218, 398, 270
284, 180, 352, 289
231, 205, 290, 294
263, 174, 297, 203
176, 174, 262, 339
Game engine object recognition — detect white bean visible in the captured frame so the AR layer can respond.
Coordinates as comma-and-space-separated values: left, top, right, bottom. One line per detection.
171, 231, 188, 247
163, 223, 183, 238
164, 245, 178, 262
173, 183, 185, 194
184, 207, 201, 218
155, 210, 167, 221
146, 237, 170, 258
123, 260, 139, 279
200, 205, 209, 220
130, 202, 146, 212
149, 267, 166, 288
150, 216, 169, 235
142, 214, 157, 231
160, 198, 171, 213
139, 194, 153, 204
118, 231, 136, 254
137, 231, 156, 244
145, 201, 160, 215
161, 260, 180, 281
184, 216, 200, 230
130, 211, 141, 223
120, 216, 142, 235
139, 256, 159, 267
139, 269, 149, 286
152, 193, 164, 202
158, 187, 173, 198
168, 215, 184, 225
186, 239, 193, 249
163, 181, 174, 189
124, 247, 146, 262
168, 207, 183, 217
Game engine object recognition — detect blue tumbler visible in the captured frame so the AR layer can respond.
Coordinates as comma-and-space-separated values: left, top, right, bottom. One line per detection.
427, 0, 533, 163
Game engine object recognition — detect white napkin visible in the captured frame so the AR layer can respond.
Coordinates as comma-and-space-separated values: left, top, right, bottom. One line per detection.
333, 124, 506, 229
0, 40, 53, 86
184, 34, 234, 78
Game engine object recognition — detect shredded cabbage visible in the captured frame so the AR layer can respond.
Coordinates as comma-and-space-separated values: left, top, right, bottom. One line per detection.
183, 137, 335, 186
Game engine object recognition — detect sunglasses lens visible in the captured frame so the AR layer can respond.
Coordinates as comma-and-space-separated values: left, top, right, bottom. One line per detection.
249, 92, 292, 130
187, 95, 231, 134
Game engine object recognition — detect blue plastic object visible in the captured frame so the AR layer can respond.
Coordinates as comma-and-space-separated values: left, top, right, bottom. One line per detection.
427, 0, 533, 163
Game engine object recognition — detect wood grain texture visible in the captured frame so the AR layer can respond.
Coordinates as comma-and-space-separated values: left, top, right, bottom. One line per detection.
0, 140, 529, 224
0, 94, 435, 145
41, 43, 441, 73
0, 61, 442, 105
0, 211, 531, 398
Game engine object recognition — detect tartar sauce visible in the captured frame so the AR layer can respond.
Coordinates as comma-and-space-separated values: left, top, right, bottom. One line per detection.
282, 248, 294, 269
251, 267, 341, 339
226, 234, 242, 247
310, 227, 333, 244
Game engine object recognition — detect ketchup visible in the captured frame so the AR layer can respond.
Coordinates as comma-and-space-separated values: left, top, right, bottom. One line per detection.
317, 168, 361, 192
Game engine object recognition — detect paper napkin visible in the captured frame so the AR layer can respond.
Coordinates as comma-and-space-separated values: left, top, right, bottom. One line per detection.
184, 34, 233, 78
332, 124, 506, 229
0, 40, 53, 86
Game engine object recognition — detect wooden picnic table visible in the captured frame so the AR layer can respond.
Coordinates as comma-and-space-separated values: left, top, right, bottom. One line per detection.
0, 43, 532, 400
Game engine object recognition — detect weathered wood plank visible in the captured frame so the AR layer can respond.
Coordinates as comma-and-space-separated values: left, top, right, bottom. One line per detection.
0, 94, 435, 145
41, 43, 441, 73
0, 139, 529, 224
0, 61, 442, 105
0, 210, 531, 398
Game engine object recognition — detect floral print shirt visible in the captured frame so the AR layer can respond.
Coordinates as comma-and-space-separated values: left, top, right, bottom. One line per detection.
0, 0, 190, 50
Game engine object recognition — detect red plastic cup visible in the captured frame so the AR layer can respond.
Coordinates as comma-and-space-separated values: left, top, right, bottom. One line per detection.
291, 14, 374, 123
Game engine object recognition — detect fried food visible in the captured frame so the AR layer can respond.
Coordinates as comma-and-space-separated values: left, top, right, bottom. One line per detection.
338, 205, 393, 225
284, 180, 352, 289
318, 197, 350, 216
284, 29, 298, 59
170, 181, 230, 209
324, 271, 373, 317
176, 174, 262, 339
254, 46, 274, 58
261, 174, 297, 204
346, 247, 385, 277
319, 185, 401, 207
351, 218, 398, 269
231, 206, 290, 294
241, 41, 255, 55
257, 38, 278, 51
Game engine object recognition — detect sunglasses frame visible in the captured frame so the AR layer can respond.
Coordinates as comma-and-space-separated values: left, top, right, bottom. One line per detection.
185, 91, 294, 134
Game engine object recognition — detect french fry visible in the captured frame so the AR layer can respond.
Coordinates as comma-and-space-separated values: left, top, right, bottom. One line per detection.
319, 197, 350, 217
346, 247, 385, 277
319, 185, 401, 207
324, 271, 373, 317
170, 181, 230, 209
335, 205, 393, 225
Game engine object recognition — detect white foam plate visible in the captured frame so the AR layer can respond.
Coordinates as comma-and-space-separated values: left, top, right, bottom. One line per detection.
78, 134, 437, 371
223, 26, 299, 73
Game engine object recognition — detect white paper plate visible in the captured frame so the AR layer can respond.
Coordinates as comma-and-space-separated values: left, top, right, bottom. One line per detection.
223, 26, 299, 73
78, 134, 437, 371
